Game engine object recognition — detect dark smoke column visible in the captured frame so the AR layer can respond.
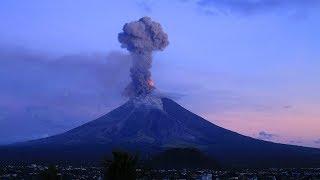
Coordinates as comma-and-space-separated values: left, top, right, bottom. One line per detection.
118, 17, 169, 97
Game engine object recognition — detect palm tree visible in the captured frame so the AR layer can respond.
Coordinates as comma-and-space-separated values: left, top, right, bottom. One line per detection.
104, 151, 138, 180
40, 164, 59, 180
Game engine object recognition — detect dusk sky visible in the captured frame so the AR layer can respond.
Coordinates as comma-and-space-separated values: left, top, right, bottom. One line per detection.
0, 0, 320, 148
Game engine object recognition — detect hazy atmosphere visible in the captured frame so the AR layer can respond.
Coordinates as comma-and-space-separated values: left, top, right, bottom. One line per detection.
1, 0, 320, 148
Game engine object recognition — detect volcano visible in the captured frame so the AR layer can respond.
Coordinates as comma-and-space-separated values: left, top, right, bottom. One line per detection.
1, 96, 320, 167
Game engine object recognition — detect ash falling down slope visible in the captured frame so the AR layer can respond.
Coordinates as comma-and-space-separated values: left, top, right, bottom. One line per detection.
1, 17, 320, 168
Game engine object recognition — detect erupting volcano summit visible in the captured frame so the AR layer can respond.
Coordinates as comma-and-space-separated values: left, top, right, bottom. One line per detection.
118, 17, 169, 98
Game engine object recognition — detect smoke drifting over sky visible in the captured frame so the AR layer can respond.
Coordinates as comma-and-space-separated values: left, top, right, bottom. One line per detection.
0, 46, 131, 143
118, 17, 169, 97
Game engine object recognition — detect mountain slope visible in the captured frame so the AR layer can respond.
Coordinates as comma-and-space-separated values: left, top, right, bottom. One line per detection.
1, 97, 320, 167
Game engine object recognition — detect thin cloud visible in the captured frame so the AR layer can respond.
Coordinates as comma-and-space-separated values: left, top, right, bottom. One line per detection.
289, 140, 303, 144
196, 0, 320, 16
258, 131, 277, 140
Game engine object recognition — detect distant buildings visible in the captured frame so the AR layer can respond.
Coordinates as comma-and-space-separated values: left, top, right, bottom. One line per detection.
1, 164, 320, 179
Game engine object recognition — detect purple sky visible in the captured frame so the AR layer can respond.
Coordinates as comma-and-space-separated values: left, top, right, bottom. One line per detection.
0, 0, 320, 148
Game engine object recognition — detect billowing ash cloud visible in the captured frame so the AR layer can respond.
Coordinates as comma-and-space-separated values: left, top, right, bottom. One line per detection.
118, 17, 169, 97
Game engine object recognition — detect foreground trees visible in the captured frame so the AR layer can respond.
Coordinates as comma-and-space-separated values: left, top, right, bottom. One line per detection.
40, 165, 59, 180
104, 151, 138, 180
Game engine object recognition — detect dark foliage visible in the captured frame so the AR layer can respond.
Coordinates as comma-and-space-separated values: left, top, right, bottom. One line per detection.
149, 148, 219, 169
39, 165, 59, 180
104, 151, 138, 180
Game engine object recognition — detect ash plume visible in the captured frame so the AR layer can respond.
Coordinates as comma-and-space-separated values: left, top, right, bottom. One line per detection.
118, 17, 169, 97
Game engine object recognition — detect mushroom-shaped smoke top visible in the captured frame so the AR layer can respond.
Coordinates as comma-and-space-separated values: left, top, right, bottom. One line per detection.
118, 17, 169, 98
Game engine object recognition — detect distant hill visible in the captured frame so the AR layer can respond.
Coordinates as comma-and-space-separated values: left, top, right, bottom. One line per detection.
1, 96, 320, 167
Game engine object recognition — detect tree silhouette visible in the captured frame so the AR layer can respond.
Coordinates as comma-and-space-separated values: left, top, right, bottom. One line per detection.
40, 164, 59, 180
104, 151, 138, 180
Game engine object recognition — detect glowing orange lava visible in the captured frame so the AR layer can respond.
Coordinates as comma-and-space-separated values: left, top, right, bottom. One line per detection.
148, 79, 154, 87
